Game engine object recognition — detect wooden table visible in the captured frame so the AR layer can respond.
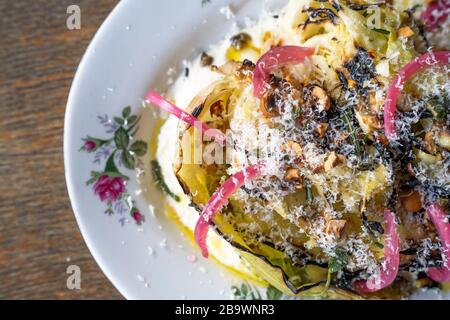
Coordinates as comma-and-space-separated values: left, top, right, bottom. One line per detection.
0, 0, 122, 299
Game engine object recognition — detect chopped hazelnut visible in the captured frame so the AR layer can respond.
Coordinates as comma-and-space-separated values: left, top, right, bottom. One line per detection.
326, 219, 346, 238
311, 86, 331, 111
397, 26, 415, 38
377, 135, 389, 146
284, 167, 302, 182
337, 154, 346, 163
324, 152, 343, 172
424, 132, 438, 154
311, 164, 324, 173
437, 130, 450, 150
347, 79, 356, 89
285, 141, 303, 157
316, 123, 329, 137
362, 115, 382, 130
335, 132, 349, 146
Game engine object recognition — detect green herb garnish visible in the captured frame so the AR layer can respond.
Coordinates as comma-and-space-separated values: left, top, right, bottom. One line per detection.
372, 28, 390, 35
374, 242, 384, 249
151, 160, 180, 202
306, 185, 314, 203
343, 109, 362, 157
323, 248, 349, 293
328, 247, 349, 274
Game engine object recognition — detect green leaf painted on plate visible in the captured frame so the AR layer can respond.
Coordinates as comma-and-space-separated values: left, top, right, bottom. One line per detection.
121, 150, 135, 170
127, 115, 138, 126
114, 117, 124, 125
122, 106, 132, 119
104, 151, 120, 174
86, 171, 104, 185
130, 140, 148, 156
114, 127, 129, 150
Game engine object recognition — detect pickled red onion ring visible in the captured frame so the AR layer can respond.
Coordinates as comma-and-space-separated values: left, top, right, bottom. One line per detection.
145, 91, 227, 146
194, 164, 264, 258
383, 51, 450, 139
253, 46, 314, 98
353, 209, 400, 292
426, 203, 450, 282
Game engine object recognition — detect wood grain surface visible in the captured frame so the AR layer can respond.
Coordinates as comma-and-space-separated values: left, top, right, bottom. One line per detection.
0, 0, 122, 299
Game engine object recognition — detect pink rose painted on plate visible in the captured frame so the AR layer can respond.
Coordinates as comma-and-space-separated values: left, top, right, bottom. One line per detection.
94, 175, 126, 202
83, 140, 97, 152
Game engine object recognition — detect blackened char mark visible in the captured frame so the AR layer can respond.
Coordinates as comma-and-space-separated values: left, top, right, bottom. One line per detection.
299, 18, 333, 29
347, 2, 386, 11
361, 205, 384, 237
331, 1, 341, 11
191, 104, 203, 118
242, 59, 255, 68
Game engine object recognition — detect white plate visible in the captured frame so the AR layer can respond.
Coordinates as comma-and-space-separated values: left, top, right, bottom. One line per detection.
64, 0, 447, 300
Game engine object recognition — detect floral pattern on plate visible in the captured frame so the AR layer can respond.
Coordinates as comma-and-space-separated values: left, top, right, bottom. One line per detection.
80, 106, 148, 225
